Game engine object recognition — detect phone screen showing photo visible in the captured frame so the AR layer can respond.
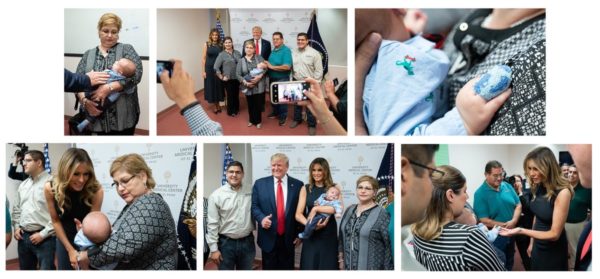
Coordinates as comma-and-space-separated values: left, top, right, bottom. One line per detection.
276, 82, 309, 103
157, 60, 173, 83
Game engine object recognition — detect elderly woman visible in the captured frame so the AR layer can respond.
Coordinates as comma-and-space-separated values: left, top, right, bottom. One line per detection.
411, 165, 504, 271
203, 28, 224, 114
74, 12, 143, 135
236, 40, 267, 128
78, 154, 177, 269
44, 148, 103, 270
214, 36, 242, 117
500, 147, 573, 270
338, 175, 392, 270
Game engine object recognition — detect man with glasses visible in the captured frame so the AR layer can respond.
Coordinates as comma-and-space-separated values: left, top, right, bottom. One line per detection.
474, 160, 521, 271
400, 144, 439, 270
206, 161, 255, 270
12, 150, 55, 270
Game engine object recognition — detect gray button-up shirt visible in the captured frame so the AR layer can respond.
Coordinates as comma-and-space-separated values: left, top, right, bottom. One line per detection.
206, 183, 255, 252
12, 171, 54, 239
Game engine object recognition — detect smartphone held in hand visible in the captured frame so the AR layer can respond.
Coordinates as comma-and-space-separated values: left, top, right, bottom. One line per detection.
157, 60, 174, 83
270, 81, 310, 104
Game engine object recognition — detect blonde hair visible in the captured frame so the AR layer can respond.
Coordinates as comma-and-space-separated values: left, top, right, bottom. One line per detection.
52, 148, 101, 213
97, 13, 122, 31
412, 165, 466, 241
308, 158, 335, 193
270, 153, 289, 166
110, 154, 156, 190
524, 147, 573, 201
356, 175, 379, 192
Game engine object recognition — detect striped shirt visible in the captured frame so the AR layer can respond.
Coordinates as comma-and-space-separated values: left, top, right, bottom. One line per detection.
412, 221, 505, 271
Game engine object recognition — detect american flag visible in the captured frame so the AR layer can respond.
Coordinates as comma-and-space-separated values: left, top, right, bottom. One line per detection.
221, 143, 233, 186
43, 143, 51, 174
375, 143, 394, 207
216, 16, 225, 42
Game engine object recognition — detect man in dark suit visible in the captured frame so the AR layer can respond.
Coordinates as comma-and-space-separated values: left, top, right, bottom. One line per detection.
251, 153, 303, 270
245, 26, 271, 61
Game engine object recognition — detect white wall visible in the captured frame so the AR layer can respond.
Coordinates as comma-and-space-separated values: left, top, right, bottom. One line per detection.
157, 9, 210, 113
447, 144, 568, 204
64, 57, 150, 131
5, 143, 71, 260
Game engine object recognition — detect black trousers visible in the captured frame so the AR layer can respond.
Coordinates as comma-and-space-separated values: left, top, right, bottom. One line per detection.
224, 79, 240, 115
246, 93, 264, 125
261, 234, 294, 270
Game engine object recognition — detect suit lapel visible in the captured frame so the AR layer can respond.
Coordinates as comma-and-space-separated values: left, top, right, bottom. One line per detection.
285, 177, 295, 215
268, 176, 276, 213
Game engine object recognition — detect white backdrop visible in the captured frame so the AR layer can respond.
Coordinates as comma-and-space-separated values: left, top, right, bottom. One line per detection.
250, 143, 388, 206
77, 143, 195, 223
229, 9, 312, 52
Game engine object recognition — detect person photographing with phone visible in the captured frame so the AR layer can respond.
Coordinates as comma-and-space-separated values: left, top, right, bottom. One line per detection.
296, 78, 346, 136
159, 59, 223, 136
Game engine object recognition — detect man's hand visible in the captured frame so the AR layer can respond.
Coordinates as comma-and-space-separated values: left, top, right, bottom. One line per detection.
14, 228, 23, 240
160, 60, 198, 109
86, 71, 110, 87
261, 214, 273, 229
29, 232, 43, 245
209, 250, 223, 266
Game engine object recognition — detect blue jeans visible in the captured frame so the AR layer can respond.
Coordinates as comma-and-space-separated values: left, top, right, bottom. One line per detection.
493, 235, 515, 271
18, 231, 56, 270
293, 105, 316, 127
218, 234, 255, 270
270, 76, 290, 120
299, 214, 327, 239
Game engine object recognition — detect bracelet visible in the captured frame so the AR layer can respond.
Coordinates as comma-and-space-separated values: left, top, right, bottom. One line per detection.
180, 101, 200, 115
318, 111, 334, 125
81, 98, 88, 107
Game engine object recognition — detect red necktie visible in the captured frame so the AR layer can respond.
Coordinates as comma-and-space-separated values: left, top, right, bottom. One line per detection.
255, 39, 260, 55
580, 229, 592, 260
276, 179, 285, 235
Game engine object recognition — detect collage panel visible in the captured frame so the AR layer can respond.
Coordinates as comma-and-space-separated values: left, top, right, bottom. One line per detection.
5, 143, 197, 270
202, 143, 394, 270
157, 9, 348, 136
401, 144, 592, 271
64, 9, 150, 136
356, 9, 546, 136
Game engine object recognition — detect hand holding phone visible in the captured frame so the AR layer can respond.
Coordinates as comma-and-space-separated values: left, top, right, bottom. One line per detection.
270, 81, 310, 104
157, 60, 174, 83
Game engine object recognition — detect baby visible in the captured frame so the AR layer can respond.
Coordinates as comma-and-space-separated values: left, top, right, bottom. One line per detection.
298, 187, 343, 240
356, 9, 511, 136
74, 211, 117, 270
74, 211, 111, 250
76, 58, 136, 133
241, 62, 267, 93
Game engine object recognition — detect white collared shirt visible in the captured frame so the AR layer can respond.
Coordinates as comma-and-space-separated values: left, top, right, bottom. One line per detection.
273, 175, 289, 211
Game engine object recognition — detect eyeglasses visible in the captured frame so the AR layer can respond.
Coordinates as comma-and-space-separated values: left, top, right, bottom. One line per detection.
409, 160, 445, 178
111, 174, 136, 189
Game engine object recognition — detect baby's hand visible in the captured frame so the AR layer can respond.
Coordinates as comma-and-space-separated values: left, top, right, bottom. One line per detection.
456, 77, 512, 135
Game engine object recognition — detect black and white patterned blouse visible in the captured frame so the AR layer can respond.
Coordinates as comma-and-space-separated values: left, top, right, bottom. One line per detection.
88, 192, 178, 270
412, 222, 505, 271
338, 204, 393, 270
443, 9, 546, 135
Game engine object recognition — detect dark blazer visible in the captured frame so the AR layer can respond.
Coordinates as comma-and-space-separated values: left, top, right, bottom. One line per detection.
245, 38, 272, 61
251, 175, 303, 253
64, 68, 92, 93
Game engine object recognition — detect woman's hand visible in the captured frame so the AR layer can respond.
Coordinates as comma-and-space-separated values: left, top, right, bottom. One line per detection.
355, 32, 382, 135
203, 72, 207, 79
74, 218, 82, 231
68, 249, 79, 269
222, 75, 229, 82
456, 77, 512, 135
498, 227, 521, 237
82, 98, 103, 117
315, 216, 330, 231
78, 250, 90, 270
250, 74, 263, 83
90, 84, 112, 106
